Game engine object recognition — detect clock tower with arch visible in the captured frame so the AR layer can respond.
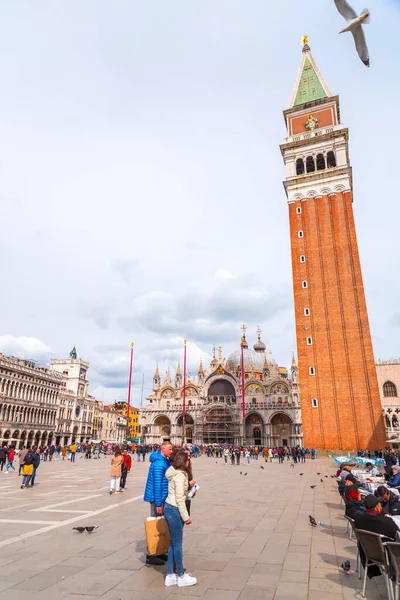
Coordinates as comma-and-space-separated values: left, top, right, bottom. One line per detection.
280, 39, 386, 451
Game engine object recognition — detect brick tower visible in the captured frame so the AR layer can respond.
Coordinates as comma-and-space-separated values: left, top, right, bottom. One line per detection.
280, 38, 386, 451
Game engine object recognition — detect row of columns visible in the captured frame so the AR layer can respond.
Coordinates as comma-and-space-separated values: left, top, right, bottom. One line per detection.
0, 429, 55, 450
0, 378, 58, 405
0, 403, 56, 427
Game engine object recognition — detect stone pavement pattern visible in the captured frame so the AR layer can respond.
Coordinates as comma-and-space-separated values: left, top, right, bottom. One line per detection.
0, 455, 389, 599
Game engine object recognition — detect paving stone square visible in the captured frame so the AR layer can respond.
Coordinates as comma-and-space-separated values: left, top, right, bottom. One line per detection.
0, 455, 389, 599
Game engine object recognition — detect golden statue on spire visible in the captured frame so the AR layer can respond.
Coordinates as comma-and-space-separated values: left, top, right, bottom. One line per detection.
301, 34, 309, 47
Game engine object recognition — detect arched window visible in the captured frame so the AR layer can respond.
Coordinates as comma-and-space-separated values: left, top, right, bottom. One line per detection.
327, 151, 336, 168
296, 158, 305, 175
316, 153, 325, 171
383, 381, 398, 398
306, 156, 315, 173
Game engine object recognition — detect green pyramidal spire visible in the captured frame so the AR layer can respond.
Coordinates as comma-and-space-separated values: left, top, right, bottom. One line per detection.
294, 57, 327, 106
290, 40, 331, 108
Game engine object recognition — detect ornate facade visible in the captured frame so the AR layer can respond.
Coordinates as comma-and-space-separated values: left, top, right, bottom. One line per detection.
0, 353, 61, 449
376, 359, 400, 442
140, 330, 303, 447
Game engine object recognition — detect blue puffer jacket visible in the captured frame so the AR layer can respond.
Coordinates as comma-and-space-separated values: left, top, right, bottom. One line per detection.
144, 452, 170, 507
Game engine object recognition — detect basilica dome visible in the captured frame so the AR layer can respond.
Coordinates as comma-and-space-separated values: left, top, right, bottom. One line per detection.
226, 347, 266, 373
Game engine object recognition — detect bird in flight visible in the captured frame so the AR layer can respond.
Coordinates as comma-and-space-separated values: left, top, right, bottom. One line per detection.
309, 515, 317, 527
334, 0, 370, 67
260, 466, 264, 470
310, 485, 316, 489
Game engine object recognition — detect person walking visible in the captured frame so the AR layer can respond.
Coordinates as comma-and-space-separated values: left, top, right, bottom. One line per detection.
70, 442, 77, 463
5, 447, 16, 473
18, 447, 28, 475
30, 449, 41, 486
143, 441, 173, 566
120, 448, 132, 490
245, 449, 251, 465
61, 445, 67, 461
268, 447, 273, 463
164, 451, 197, 588
109, 448, 123, 494
21, 449, 35, 489
0, 445, 8, 472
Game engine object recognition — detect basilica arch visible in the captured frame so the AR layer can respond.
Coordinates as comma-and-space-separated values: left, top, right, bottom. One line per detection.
245, 412, 264, 446
153, 415, 171, 442
206, 378, 237, 407
269, 412, 294, 447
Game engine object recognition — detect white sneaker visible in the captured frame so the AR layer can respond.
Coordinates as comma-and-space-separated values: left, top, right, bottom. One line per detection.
177, 573, 197, 587
165, 574, 178, 587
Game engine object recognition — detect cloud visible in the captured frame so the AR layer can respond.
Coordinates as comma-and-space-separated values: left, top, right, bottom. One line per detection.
0, 335, 52, 363
215, 268, 234, 279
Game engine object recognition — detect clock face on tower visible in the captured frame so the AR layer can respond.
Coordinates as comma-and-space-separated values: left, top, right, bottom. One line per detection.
75, 406, 81, 418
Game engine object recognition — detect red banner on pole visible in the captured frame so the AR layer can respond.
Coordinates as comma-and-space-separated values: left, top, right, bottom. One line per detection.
241, 342, 245, 420
127, 343, 134, 438
182, 340, 187, 424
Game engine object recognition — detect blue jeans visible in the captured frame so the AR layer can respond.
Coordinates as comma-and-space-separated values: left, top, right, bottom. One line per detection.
164, 503, 184, 576
31, 467, 37, 485
6, 460, 16, 472
71, 452, 76, 463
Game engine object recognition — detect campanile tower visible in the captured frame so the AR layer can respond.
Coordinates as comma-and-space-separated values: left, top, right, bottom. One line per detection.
281, 39, 386, 451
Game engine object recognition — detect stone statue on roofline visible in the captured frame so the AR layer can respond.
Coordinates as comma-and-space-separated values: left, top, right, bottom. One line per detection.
69, 345, 77, 360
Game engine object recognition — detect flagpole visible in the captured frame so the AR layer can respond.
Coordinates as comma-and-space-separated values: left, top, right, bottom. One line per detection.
127, 342, 134, 443
182, 340, 187, 444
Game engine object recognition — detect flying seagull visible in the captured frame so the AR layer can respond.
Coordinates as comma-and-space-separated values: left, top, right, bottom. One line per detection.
334, 0, 370, 67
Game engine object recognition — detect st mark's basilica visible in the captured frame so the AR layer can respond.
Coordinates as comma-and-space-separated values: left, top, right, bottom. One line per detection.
140, 329, 303, 447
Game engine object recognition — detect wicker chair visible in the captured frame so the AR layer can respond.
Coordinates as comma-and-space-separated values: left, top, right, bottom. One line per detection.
354, 528, 393, 599
385, 542, 400, 600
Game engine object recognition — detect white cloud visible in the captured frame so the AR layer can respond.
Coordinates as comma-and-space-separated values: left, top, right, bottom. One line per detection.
0, 335, 52, 363
215, 268, 235, 280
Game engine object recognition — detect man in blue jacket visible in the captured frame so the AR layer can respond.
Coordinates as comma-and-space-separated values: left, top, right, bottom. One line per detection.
144, 442, 172, 565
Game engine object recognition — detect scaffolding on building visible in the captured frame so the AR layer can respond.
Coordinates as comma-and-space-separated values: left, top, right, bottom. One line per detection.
195, 404, 241, 444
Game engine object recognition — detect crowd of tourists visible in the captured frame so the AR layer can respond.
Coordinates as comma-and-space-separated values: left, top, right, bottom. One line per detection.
338, 449, 400, 595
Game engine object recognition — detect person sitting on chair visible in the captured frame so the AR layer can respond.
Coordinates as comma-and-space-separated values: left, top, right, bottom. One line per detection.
374, 485, 400, 516
344, 486, 365, 520
386, 465, 400, 489
354, 495, 399, 540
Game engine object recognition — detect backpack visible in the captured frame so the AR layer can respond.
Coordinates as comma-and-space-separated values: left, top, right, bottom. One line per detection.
24, 453, 34, 466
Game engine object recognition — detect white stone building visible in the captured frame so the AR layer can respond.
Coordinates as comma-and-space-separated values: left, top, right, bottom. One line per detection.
51, 347, 96, 445
140, 330, 303, 447
376, 358, 400, 441
0, 354, 61, 449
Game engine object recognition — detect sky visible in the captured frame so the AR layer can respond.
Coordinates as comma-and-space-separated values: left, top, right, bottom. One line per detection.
0, 0, 399, 406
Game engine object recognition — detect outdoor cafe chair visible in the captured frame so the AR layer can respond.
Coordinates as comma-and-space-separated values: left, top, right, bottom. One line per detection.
384, 542, 400, 600
354, 528, 393, 599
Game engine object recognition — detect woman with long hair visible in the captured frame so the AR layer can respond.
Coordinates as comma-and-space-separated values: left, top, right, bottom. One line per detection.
109, 448, 123, 494
164, 450, 197, 588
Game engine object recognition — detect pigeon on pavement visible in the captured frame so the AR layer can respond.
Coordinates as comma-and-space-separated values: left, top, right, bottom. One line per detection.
309, 515, 318, 527
85, 526, 99, 533
73, 527, 85, 533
